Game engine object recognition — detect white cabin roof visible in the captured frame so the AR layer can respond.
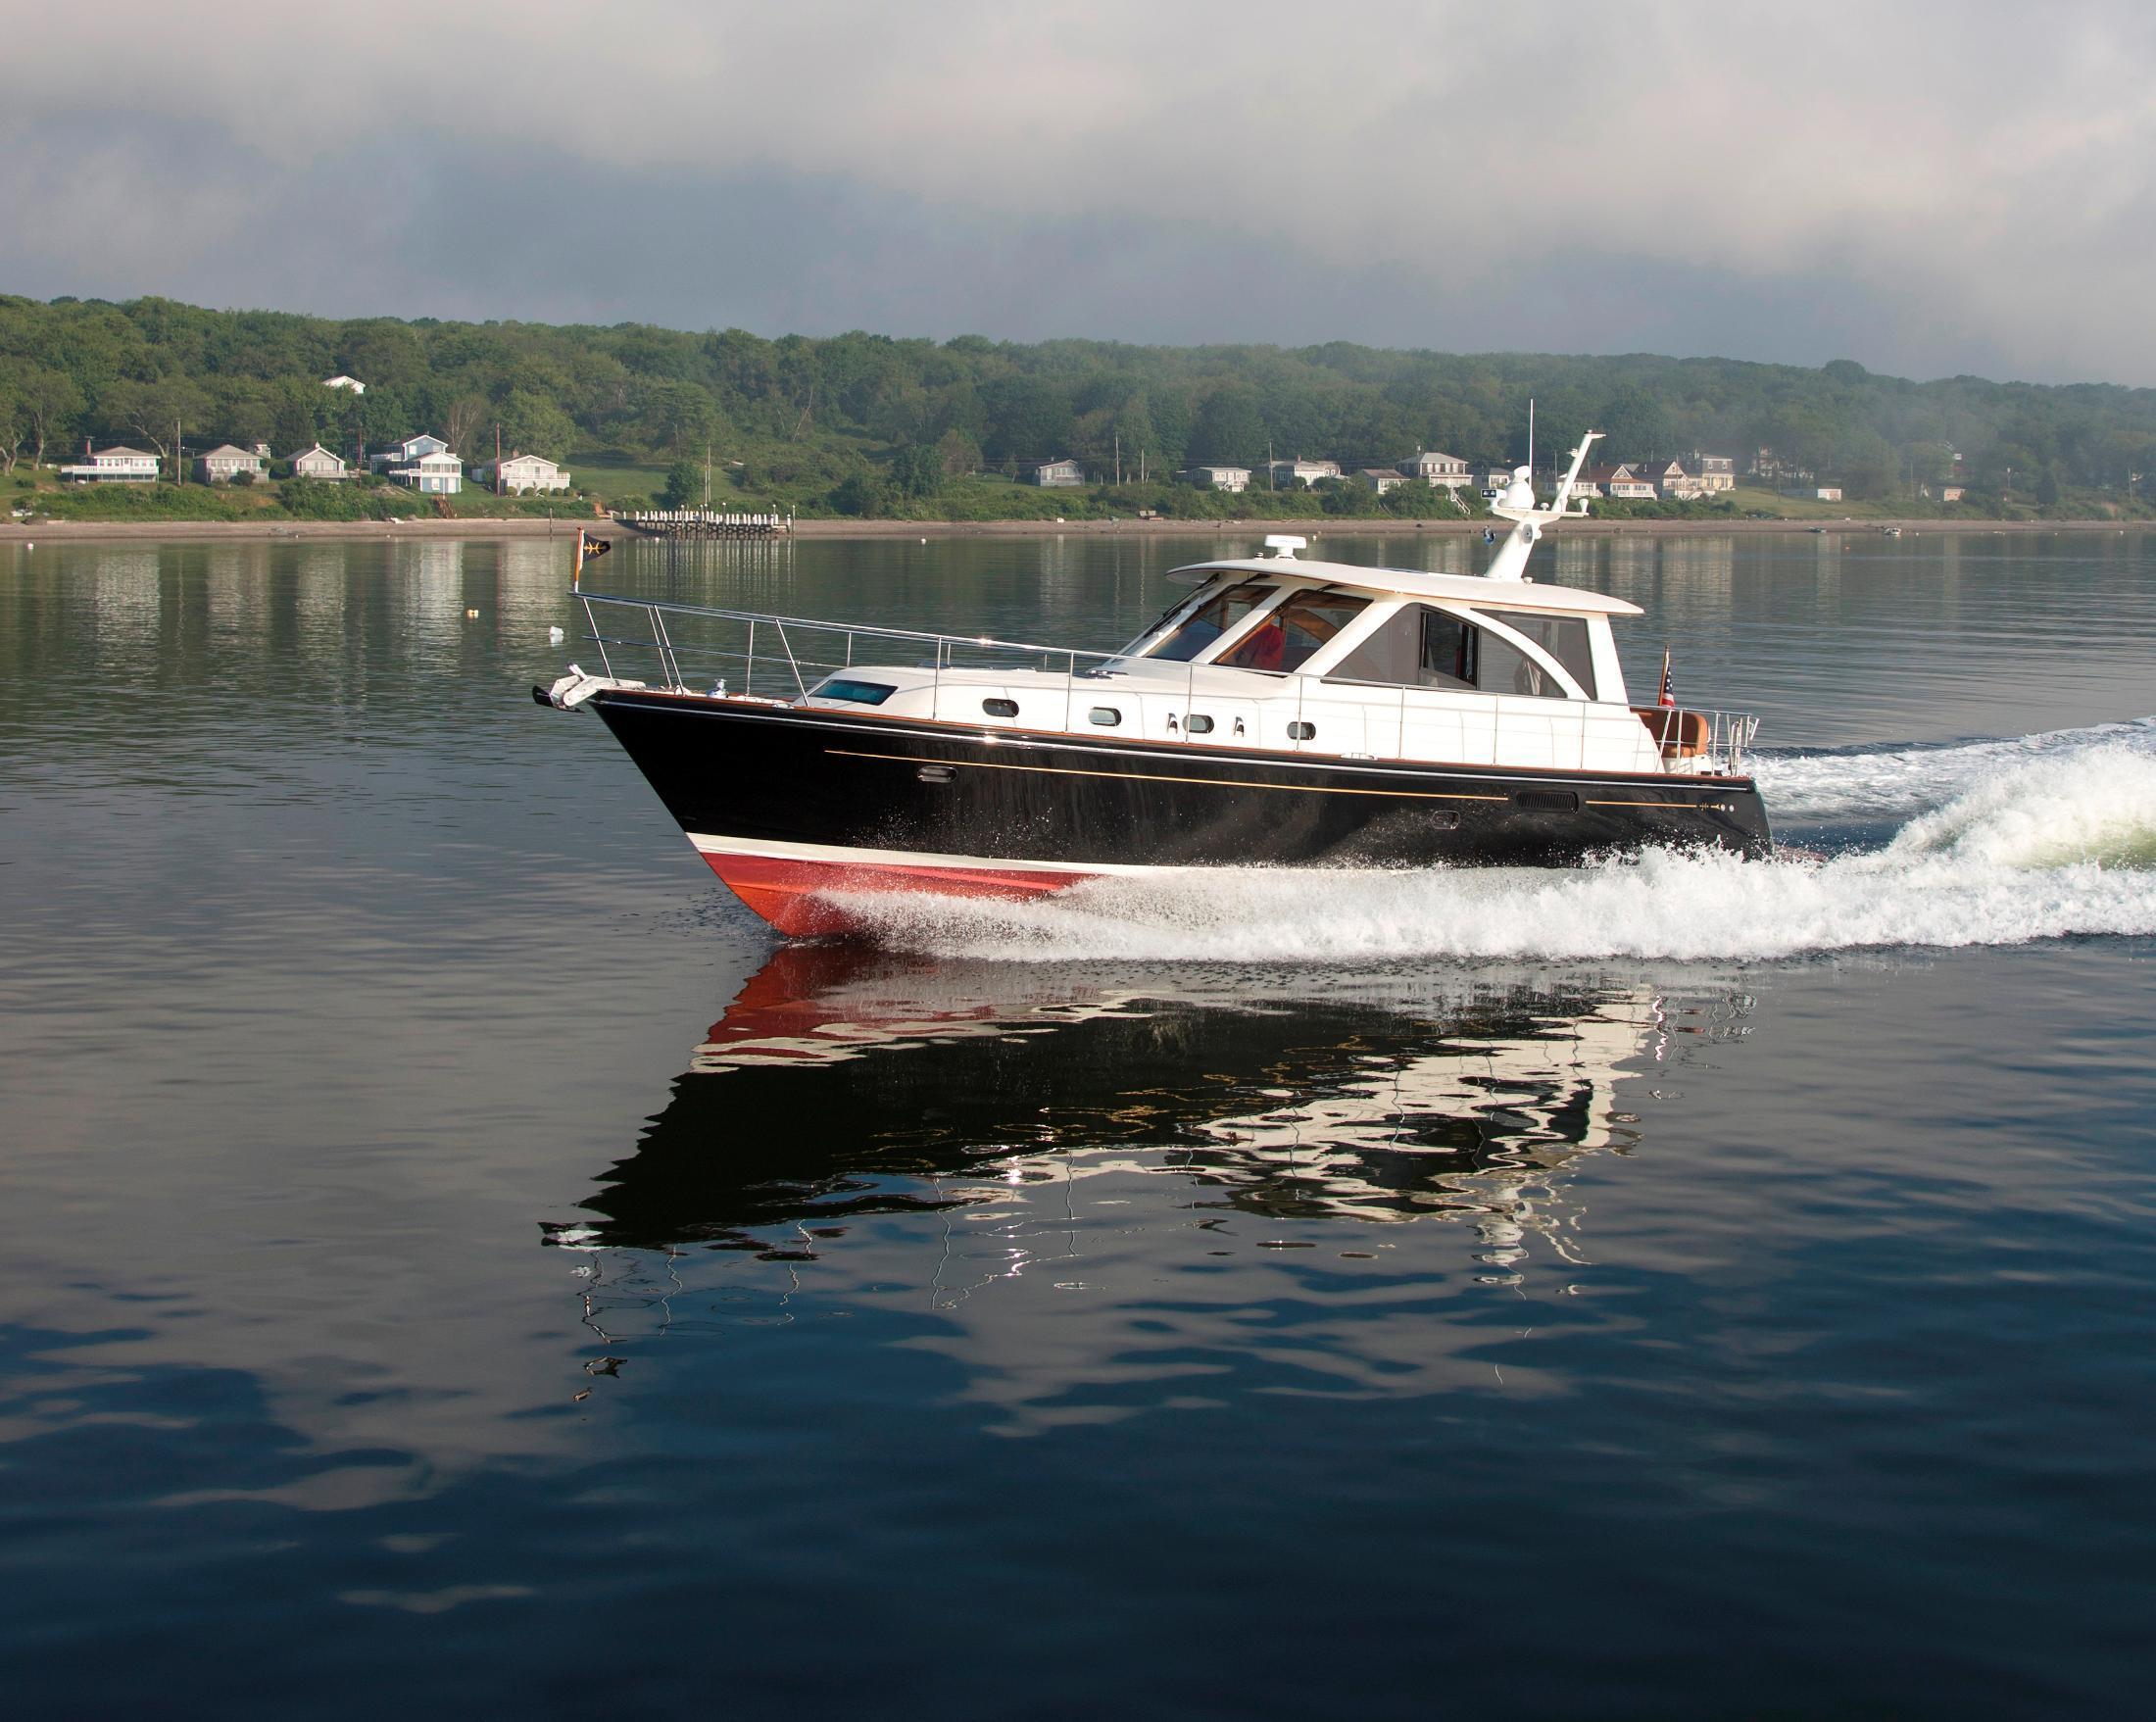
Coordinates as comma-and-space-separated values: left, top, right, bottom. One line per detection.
1166, 557, 1644, 616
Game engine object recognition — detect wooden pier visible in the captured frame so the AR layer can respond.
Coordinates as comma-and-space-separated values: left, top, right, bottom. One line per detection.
615, 509, 792, 539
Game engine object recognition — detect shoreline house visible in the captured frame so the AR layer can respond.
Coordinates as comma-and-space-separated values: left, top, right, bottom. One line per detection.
1181, 464, 1250, 492
1629, 459, 1691, 497
1581, 464, 1658, 501
1032, 458, 1085, 488
60, 444, 160, 483
1356, 467, 1406, 495
373, 433, 464, 495
1396, 450, 1472, 491
196, 443, 267, 484
322, 375, 367, 396
290, 443, 349, 481
474, 452, 571, 494
1263, 458, 1342, 488
1939, 484, 1967, 503
1685, 452, 1737, 493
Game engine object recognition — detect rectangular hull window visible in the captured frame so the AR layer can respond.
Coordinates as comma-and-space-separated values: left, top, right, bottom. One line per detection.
1089, 707, 1122, 726
811, 677, 898, 706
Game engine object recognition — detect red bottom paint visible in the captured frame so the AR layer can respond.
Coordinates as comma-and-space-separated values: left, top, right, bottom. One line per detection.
704, 852, 1097, 937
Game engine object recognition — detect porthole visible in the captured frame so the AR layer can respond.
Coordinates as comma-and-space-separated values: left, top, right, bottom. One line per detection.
1089, 706, 1122, 727
982, 698, 1018, 718
1186, 714, 1215, 735
1288, 720, 1316, 741
1515, 789, 1581, 812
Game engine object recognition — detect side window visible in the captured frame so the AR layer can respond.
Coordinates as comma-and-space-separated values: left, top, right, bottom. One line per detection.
1330, 605, 1476, 690
1486, 610, 1595, 697
1149, 582, 1275, 662
1478, 632, 1566, 699
1418, 611, 1477, 689
1221, 590, 1369, 671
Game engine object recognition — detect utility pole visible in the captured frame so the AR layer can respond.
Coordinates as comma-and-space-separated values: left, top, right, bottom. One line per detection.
1268, 439, 1275, 492
1114, 431, 1121, 488
174, 417, 183, 484
1140, 446, 1147, 484
704, 440, 712, 510
494, 423, 503, 496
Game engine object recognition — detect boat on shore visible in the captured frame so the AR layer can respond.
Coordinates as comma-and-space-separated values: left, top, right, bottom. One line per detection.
539, 431, 1773, 937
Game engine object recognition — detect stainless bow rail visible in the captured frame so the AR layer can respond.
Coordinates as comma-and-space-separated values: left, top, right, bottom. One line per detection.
567, 589, 1761, 777
572, 589, 1127, 701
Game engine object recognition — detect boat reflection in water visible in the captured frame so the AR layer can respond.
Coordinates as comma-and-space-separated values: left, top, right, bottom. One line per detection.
548, 949, 1752, 1371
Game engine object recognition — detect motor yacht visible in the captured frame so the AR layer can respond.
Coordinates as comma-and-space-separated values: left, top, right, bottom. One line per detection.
540, 431, 1772, 936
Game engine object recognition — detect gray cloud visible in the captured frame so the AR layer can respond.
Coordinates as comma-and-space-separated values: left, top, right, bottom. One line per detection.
6, 1, 2154, 382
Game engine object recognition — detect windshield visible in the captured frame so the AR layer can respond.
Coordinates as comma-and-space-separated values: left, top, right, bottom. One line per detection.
1146, 582, 1276, 662
1219, 589, 1371, 672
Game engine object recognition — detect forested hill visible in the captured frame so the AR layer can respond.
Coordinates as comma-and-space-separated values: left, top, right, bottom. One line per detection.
4, 292, 2154, 511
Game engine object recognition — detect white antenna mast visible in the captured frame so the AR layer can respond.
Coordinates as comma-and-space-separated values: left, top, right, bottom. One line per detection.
1528, 397, 1535, 486
1484, 428, 1602, 582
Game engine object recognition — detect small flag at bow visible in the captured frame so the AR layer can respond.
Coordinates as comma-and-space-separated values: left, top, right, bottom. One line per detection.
1658, 647, 1677, 709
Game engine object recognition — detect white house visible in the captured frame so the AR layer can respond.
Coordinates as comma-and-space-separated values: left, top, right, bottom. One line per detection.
59, 445, 160, 483
1396, 450, 1472, 489
1628, 459, 1690, 495
1263, 458, 1342, 488
1582, 465, 1657, 500
371, 433, 450, 470
1940, 484, 1967, 503
1181, 465, 1250, 492
1356, 467, 1406, 494
290, 443, 349, 481
323, 375, 367, 396
196, 443, 267, 484
474, 452, 571, 493
388, 450, 464, 495
1032, 459, 1085, 488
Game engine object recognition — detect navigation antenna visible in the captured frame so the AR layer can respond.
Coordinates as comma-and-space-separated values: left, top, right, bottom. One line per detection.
1483, 429, 1601, 582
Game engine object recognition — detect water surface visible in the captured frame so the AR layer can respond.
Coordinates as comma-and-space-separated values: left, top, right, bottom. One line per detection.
3, 529, 2153, 1719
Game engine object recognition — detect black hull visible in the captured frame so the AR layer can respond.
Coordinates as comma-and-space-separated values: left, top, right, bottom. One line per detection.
592, 689, 1774, 870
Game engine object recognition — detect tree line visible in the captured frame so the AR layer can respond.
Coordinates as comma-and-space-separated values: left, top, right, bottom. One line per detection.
4, 292, 2154, 511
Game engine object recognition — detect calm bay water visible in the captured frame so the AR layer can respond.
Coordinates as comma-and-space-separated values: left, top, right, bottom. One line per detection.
3, 529, 2154, 1718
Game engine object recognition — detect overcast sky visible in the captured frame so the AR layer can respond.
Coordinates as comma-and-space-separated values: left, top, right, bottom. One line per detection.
7, 1, 2154, 384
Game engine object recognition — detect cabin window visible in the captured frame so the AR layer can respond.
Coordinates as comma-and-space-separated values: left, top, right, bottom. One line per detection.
1150, 582, 1275, 662
1477, 633, 1567, 700
812, 677, 898, 706
1331, 604, 1478, 690
982, 698, 1018, 718
1088, 706, 1122, 726
1219, 590, 1370, 672
1288, 720, 1316, 740
1186, 714, 1215, 734
1486, 610, 1596, 697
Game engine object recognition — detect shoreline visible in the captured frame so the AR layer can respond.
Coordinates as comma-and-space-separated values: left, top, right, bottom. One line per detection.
1, 514, 2145, 546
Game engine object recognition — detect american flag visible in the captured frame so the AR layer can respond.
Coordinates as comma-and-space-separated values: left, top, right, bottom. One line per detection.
1658, 648, 1677, 708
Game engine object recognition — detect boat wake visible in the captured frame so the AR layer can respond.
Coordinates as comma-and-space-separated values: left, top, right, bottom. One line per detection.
1753, 714, 2156, 821
830, 722, 2156, 962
